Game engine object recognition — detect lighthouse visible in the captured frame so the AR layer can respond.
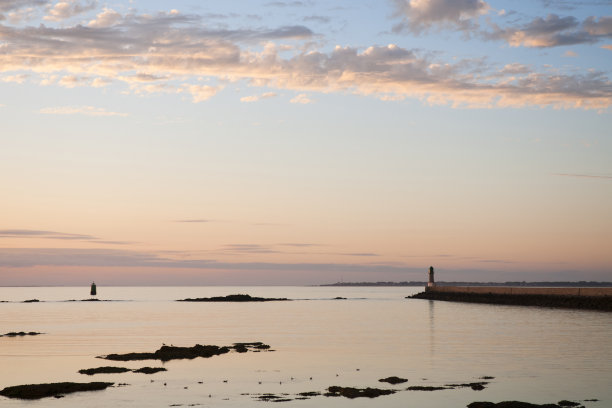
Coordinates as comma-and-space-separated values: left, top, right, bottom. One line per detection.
90, 282, 97, 296
427, 266, 435, 287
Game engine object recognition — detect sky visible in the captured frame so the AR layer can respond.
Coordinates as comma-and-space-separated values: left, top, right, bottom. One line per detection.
1, 0, 611, 286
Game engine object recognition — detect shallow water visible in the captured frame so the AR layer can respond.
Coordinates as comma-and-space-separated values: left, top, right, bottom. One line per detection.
1, 286, 610, 407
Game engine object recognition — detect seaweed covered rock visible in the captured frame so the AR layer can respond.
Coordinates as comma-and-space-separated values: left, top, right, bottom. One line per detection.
79, 367, 131, 375
379, 376, 408, 384
133, 367, 167, 374
0, 382, 113, 399
103, 344, 231, 361
1, 331, 42, 337
325, 386, 396, 399
177, 294, 289, 302
468, 402, 563, 408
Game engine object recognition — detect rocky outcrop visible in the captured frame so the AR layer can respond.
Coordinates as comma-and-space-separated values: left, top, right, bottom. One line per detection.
324, 386, 396, 398
0, 382, 113, 399
101, 342, 272, 362
177, 294, 289, 302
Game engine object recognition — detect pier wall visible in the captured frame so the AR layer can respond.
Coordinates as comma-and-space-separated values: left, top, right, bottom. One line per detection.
425, 286, 612, 297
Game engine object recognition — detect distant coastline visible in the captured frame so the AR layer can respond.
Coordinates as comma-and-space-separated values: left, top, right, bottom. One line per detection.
321, 281, 612, 287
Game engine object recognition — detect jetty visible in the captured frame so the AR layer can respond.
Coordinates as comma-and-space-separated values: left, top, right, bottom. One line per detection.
409, 267, 612, 311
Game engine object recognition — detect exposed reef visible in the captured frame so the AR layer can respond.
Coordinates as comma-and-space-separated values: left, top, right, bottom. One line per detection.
0, 382, 113, 399
410, 291, 612, 311
133, 367, 167, 374
177, 294, 289, 302
467, 401, 584, 408
324, 386, 396, 399
79, 367, 131, 375
101, 342, 272, 362
78, 366, 168, 375
1, 331, 43, 337
379, 376, 408, 384
23, 299, 40, 303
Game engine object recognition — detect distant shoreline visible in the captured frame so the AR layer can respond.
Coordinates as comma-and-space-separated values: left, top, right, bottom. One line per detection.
321, 281, 612, 287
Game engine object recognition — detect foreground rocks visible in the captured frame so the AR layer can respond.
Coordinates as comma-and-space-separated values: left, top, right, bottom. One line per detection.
468, 401, 584, 408
409, 291, 612, 311
1, 331, 43, 337
325, 386, 397, 398
177, 294, 289, 302
78, 366, 167, 375
101, 342, 272, 362
0, 382, 113, 399
379, 376, 408, 384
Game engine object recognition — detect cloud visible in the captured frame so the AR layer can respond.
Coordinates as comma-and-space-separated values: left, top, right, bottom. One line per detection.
563, 50, 578, 57
0, 0, 48, 23
554, 173, 612, 180
87, 7, 120, 28
392, 0, 489, 33
185, 84, 222, 103
40, 106, 128, 117
602, 44, 612, 51
0, 229, 96, 240
290, 93, 312, 104
485, 14, 612, 48
174, 219, 211, 223
0, 247, 413, 275
43, 0, 97, 22
1, 73, 29, 83
0, 9, 610, 110
240, 92, 277, 102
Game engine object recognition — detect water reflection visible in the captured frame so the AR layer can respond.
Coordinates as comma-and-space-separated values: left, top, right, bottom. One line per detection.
428, 299, 435, 363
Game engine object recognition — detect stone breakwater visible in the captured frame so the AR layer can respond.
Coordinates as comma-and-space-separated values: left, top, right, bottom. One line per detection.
409, 287, 612, 311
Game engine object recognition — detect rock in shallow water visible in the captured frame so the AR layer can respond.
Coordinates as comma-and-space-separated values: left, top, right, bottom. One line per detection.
0, 382, 114, 399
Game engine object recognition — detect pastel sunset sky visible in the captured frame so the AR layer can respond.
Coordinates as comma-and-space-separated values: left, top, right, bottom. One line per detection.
1, 0, 611, 285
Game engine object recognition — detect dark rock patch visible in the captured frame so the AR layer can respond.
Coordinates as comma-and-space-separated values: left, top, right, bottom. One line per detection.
379, 376, 408, 385
177, 294, 289, 302
480, 376, 495, 380
407, 386, 448, 391
101, 342, 270, 362
79, 367, 131, 375
133, 367, 167, 374
446, 382, 488, 390
325, 386, 396, 399
0, 382, 113, 400
333, 297, 347, 300
102, 344, 231, 361
468, 402, 564, 408
298, 391, 321, 397
23, 299, 40, 303
1, 331, 43, 337
557, 401, 582, 407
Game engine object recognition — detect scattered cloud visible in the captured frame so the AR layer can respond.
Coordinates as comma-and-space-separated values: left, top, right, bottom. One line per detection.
485, 14, 612, 48
392, 0, 490, 33
39, 106, 129, 117
185, 85, 222, 103
602, 44, 612, 51
174, 219, 211, 223
240, 92, 277, 102
1, 73, 29, 83
0, 0, 47, 21
563, 50, 578, 57
0, 247, 415, 275
0, 6, 610, 110
0, 229, 96, 240
554, 173, 612, 179
290, 93, 312, 104
87, 7, 121, 28
303, 15, 331, 24
43, 0, 97, 22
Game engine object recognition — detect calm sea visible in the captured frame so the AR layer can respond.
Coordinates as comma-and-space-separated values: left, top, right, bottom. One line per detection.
1, 286, 610, 407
